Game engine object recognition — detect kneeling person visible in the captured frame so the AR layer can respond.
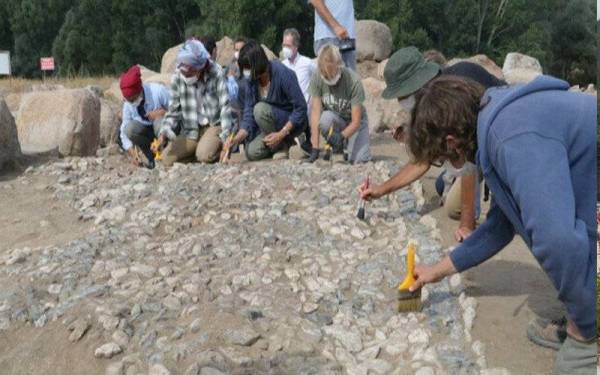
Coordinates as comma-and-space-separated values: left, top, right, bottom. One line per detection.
307, 43, 370, 164
119, 65, 170, 168
154, 40, 234, 166
223, 40, 308, 161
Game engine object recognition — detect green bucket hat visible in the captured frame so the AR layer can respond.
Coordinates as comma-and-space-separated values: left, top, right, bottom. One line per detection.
382, 46, 441, 99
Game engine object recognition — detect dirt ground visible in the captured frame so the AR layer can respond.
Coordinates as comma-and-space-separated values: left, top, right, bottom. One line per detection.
0, 134, 563, 374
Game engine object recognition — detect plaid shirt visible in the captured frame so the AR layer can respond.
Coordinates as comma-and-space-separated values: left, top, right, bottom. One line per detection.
161, 62, 233, 141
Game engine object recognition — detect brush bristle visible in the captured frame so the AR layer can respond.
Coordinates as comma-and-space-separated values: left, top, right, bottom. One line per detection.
357, 207, 365, 220
397, 289, 422, 312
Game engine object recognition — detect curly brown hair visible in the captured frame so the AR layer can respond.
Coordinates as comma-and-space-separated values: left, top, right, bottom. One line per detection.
407, 75, 485, 165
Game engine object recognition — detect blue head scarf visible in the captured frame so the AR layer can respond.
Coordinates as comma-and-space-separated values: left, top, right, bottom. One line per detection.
176, 39, 210, 71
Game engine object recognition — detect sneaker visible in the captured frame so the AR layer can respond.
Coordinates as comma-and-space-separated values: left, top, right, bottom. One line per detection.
527, 317, 567, 350
272, 146, 290, 160
555, 336, 597, 374
294, 135, 312, 157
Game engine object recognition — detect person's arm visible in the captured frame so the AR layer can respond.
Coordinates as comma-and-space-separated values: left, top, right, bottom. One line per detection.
456, 173, 478, 241
342, 74, 365, 140
216, 73, 234, 141
360, 162, 430, 200
308, 0, 349, 39
341, 105, 361, 139
310, 97, 322, 149
497, 134, 595, 340
119, 104, 134, 151
159, 74, 183, 141
227, 76, 239, 101
286, 70, 309, 131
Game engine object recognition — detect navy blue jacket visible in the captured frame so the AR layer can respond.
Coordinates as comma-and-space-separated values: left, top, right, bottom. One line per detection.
240, 61, 308, 141
450, 76, 597, 339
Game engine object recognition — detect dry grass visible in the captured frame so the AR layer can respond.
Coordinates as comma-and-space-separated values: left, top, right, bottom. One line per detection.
0, 76, 116, 95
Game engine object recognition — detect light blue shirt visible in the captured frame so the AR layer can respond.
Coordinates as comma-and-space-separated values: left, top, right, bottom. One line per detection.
120, 82, 170, 150
310, 0, 356, 41
227, 76, 239, 101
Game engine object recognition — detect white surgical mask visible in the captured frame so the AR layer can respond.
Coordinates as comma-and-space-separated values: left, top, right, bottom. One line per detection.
282, 47, 293, 61
443, 160, 478, 177
321, 71, 341, 86
130, 96, 143, 107
398, 96, 416, 112
234, 51, 240, 60
183, 75, 198, 85
243, 69, 252, 80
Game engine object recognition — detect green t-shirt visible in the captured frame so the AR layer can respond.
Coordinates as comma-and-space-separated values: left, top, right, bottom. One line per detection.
309, 68, 365, 122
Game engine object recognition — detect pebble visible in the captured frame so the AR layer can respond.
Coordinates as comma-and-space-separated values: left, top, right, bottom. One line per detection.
148, 364, 171, 375
223, 326, 261, 346
68, 319, 90, 342
94, 343, 122, 359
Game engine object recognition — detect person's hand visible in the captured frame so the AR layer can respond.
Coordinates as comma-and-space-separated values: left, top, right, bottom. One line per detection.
328, 132, 344, 152
127, 148, 142, 167
334, 25, 349, 40
358, 183, 385, 201
264, 131, 285, 149
409, 256, 457, 292
220, 137, 235, 163
454, 226, 474, 243
307, 149, 320, 163
147, 109, 166, 121
151, 135, 166, 154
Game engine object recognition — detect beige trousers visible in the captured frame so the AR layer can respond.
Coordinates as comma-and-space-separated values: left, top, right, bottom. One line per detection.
161, 126, 223, 167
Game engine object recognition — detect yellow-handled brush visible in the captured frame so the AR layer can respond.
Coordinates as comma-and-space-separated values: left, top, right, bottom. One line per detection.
397, 243, 422, 312
151, 138, 162, 161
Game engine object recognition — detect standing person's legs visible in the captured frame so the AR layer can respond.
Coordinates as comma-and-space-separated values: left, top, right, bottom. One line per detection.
346, 112, 370, 163
195, 126, 223, 163
125, 121, 155, 161
160, 135, 198, 167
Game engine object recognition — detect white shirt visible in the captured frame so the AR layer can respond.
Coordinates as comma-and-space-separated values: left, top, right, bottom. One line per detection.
283, 54, 316, 104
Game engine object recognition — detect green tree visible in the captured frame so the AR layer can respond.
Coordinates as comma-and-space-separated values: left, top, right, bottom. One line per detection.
10, 0, 74, 77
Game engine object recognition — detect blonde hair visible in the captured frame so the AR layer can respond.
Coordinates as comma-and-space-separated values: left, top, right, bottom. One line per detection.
317, 43, 343, 74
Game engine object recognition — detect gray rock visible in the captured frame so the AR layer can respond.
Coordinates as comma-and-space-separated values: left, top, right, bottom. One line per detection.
68, 319, 90, 342
223, 326, 261, 346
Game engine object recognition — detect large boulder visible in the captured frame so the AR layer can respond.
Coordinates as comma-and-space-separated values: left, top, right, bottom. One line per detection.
376, 59, 389, 80
160, 44, 183, 75
356, 20, 393, 62
216, 36, 235, 66
100, 98, 122, 147
16, 89, 100, 156
502, 52, 542, 85
0, 99, 21, 170
447, 54, 504, 80
362, 77, 410, 134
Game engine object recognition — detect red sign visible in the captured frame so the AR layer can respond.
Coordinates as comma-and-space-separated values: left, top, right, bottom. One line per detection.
40, 57, 55, 71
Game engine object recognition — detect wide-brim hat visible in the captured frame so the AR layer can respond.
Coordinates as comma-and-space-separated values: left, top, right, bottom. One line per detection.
382, 47, 441, 99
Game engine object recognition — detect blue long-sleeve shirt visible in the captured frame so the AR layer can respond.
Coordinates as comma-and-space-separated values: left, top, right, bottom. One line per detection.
240, 61, 307, 141
450, 76, 597, 339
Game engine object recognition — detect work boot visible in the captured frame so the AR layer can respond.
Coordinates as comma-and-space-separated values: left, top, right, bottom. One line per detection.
554, 336, 597, 375
527, 317, 567, 350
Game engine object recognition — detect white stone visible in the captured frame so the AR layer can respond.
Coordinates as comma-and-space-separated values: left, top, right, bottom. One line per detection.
94, 342, 122, 359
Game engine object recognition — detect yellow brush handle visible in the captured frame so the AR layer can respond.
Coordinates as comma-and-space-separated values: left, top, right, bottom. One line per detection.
398, 243, 416, 291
